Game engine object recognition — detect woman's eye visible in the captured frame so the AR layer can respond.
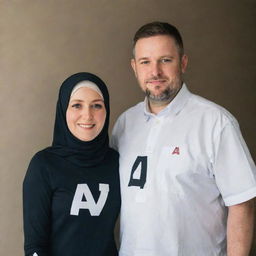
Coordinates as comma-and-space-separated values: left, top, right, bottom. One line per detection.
71, 103, 81, 109
92, 103, 103, 109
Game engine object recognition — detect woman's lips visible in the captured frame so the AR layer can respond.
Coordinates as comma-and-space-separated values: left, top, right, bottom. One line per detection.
78, 124, 95, 129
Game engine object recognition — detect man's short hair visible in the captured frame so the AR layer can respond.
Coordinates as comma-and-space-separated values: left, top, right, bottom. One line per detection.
133, 21, 184, 57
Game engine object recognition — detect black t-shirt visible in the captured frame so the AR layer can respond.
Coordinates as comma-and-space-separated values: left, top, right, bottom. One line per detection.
23, 148, 120, 256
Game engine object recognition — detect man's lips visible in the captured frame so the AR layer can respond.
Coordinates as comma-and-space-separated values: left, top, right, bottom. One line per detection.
147, 79, 166, 85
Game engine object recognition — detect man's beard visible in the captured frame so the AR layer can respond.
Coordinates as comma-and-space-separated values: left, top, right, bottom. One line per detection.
145, 86, 178, 104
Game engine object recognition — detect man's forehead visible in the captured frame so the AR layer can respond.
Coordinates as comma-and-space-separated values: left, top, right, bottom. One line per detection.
133, 35, 179, 58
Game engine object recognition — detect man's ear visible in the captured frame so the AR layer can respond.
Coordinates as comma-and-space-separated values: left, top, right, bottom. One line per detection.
131, 58, 137, 77
181, 54, 188, 73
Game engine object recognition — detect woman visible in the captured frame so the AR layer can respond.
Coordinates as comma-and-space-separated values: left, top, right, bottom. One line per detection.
23, 72, 120, 256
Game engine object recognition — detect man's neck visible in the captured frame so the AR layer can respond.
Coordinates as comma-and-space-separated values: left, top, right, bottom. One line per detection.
148, 100, 170, 114
148, 85, 182, 114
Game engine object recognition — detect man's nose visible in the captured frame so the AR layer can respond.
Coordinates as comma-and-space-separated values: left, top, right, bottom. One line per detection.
151, 62, 162, 77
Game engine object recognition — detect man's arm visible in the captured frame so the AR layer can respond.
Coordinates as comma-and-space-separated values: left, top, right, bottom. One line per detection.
227, 199, 255, 256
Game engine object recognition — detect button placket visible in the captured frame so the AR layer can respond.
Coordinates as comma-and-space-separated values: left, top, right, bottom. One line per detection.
145, 117, 163, 153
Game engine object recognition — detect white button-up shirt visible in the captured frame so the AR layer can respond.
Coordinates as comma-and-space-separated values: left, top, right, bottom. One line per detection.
111, 84, 256, 256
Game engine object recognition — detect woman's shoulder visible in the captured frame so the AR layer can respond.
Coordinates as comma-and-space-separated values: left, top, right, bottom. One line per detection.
100, 148, 119, 167
26, 148, 59, 178
29, 148, 54, 166
107, 147, 119, 159
24, 149, 54, 187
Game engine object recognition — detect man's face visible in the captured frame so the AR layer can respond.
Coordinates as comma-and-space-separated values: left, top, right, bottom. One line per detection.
131, 35, 188, 103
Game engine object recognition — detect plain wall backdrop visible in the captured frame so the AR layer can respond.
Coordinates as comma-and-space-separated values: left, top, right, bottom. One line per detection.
1, 0, 255, 254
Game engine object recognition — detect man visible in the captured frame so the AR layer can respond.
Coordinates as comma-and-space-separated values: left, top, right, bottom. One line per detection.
111, 22, 256, 256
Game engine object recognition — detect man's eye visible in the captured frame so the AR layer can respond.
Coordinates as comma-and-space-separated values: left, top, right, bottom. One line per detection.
92, 104, 103, 109
161, 58, 172, 63
71, 103, 81, 109
140, 61, 149, 65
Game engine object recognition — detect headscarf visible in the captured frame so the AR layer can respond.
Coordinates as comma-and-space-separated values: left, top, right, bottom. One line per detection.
45, 72, 110, 167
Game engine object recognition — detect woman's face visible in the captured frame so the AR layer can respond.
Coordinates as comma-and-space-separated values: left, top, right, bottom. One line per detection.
66, 87, 106, 141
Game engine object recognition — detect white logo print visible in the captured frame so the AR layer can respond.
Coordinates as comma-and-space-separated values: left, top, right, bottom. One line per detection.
70, 183, 109, 216
33, 253, 38, 256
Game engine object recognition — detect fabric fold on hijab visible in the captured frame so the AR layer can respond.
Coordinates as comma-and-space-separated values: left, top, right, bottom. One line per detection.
45, 72, 110, 167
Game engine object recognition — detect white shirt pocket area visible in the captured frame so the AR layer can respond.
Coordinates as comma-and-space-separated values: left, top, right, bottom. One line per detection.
155, 144, 216, 199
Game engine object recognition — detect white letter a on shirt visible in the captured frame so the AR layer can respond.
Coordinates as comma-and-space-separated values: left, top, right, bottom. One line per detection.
70, 183, 109, 216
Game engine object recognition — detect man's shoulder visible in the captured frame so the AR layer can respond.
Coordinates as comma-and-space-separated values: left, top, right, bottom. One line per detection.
188, 92, 237, 124
116, 101, 144, 122
111, 101, 144, 144
122, 101, 144, 114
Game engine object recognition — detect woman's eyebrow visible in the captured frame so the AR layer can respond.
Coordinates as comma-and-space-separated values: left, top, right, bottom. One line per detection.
91, 99, 104, 102
69, 99, 84, 103
69, 98, 104, 103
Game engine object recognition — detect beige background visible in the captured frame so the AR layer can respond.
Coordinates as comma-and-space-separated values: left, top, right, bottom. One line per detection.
1, 0, 255, 255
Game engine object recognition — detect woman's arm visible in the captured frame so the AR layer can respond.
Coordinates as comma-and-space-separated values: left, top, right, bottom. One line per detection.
23, 153, 52, 256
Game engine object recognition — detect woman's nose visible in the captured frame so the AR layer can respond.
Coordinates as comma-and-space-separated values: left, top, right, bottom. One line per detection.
82, 107, 93, 120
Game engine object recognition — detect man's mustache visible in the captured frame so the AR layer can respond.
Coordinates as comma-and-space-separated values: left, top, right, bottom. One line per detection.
146, 76, 167, 82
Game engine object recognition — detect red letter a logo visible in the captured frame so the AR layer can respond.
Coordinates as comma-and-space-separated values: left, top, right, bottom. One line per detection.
172, 147, 180, 155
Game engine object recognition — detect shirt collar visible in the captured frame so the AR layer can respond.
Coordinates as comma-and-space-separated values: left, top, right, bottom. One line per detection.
143, 83, 192, 120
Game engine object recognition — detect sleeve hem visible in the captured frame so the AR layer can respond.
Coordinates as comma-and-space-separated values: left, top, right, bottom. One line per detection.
224, 186, 256, 206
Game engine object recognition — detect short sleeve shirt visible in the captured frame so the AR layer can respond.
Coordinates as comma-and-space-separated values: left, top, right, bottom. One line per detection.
111, 84, 256, 256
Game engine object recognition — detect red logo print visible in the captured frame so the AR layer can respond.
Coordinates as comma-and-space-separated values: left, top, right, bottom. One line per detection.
172, 147, 180, 155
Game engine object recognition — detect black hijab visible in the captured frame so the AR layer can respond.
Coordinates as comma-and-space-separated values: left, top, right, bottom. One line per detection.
46, 72, 110, 167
